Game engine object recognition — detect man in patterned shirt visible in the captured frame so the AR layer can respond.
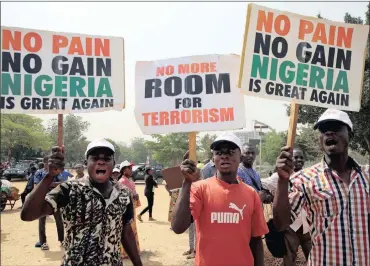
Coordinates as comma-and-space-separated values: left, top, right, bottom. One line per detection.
21, 139, 142, 266
273, 109, 370, 266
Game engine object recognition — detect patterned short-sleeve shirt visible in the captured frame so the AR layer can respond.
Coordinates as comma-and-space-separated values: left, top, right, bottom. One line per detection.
45, 177, 133, 266
289, 158, 369, 266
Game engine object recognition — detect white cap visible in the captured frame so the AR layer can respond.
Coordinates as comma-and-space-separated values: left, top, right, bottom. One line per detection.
210, 133, 243, 152
112, 168, 120, 173
120, 160, 133, 170
85, 139, 115, 158
314, 109, 353, 131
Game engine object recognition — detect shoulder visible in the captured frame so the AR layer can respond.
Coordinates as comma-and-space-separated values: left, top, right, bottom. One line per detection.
239, 181, 258, 194
290, 162, 323, 184
191, 177, 215, 192
360, 164, 369, 181
115, 181, 132, 195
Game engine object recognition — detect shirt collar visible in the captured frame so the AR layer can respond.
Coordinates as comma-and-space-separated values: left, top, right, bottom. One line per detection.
321, 156, 362, 173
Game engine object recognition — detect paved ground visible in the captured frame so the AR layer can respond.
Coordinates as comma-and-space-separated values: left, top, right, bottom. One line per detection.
1, 180, 305, 266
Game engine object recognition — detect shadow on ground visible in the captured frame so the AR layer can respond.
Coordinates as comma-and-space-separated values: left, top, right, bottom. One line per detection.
43, 249, 64, 262
1, 208, 21, 215
126, 250, 165, 266
1, 231, 9, 243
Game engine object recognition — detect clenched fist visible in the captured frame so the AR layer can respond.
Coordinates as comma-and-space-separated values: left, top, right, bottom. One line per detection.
275, 146, 294, 181
48, 151, 65, 177
180, 150, 200, 183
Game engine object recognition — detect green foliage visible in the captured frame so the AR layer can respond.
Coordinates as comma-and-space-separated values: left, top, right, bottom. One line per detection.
287, 10, 370, 156
260, 130, 285, 165
47, 115, 90, 166
197, 133, 217, 162
295, 125, 321, 161
105, 138, 121, 162
1, 114, 51, 161
129, 138, 148, 164
145, 133, 188, 167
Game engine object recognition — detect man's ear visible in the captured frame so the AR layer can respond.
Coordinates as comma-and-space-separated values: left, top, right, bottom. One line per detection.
84, 160, 87, 166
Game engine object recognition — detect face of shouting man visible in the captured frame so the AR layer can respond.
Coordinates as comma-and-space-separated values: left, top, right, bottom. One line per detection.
87, 148, 114, 184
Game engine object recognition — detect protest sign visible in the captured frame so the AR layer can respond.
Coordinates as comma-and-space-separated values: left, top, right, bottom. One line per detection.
238, 4, 369, 111
135, 54, 246, 134
1, 26, 125, 114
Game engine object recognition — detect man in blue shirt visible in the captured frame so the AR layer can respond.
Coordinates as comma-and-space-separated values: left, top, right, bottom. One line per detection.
34, 156, 64, 250
200, 159, 216, 179
21, 166, 37, 206
59, 169, 73, 181
237, 144, 262, 192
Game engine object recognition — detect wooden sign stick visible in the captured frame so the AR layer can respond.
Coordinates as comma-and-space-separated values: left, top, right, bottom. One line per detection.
287, 102, 299, 148
188, 132, 197, 162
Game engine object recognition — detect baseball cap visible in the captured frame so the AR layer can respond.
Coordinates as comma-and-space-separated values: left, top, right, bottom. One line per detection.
120, 160, 134, 170
112, 168, 120, 173
85, 139, 115, 158
314, 109, 353, 131
210, 132, 243, 152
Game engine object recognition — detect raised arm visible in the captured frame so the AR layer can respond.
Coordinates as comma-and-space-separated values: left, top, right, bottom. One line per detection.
21, 152, 65, 221
272, 147, 293, 231
171, 151, 201, 234
121, 197, 142, 266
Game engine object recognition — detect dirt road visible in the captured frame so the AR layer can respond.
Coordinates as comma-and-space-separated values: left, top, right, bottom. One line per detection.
1, 181, 192, 266
1, 180, 305, 266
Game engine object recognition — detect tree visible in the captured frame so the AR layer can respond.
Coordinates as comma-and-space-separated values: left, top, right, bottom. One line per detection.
47, 115, 90, 166
145, 133, 189, 166
1, 114, 51, 162
295, 125, 321, 161
287, 10, 370, 156
260, 130, 285, 165
106, 138, 121, 162
130, 138, 148, 164
198, 133, 217, 161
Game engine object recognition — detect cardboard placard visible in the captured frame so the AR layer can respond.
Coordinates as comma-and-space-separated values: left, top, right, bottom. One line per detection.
162, 166, 183, 190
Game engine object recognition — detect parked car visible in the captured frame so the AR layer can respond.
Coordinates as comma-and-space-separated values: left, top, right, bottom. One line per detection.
131, 164, 163, 184
2, 164, 27, 181
131, 164, 146, 182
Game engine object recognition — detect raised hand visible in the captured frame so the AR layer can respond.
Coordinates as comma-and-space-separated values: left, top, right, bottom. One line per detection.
48, 151, 65, 177
180, 151, 200, 182
276, 146, 294, 181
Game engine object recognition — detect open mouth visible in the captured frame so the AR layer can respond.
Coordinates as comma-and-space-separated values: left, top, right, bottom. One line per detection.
220, 162, 231, 167
325, 138, 338, 147
96, 169, 106, 176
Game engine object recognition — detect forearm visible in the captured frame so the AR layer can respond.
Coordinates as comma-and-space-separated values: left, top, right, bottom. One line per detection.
250, 237, 264, 266
21, 176, 54, 221
273, 179, 291, 231
121, 224, 142, 266
171, 181, 192, 234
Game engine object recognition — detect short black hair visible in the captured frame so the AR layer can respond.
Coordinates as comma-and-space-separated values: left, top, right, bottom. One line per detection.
30, 166, 37, 171
38, 162, 44, 169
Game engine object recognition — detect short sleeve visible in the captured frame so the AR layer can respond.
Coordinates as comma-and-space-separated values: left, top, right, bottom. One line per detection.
123, 197, 134, 225
251, 190, 269, 237
190, 183, 203, 220
289, 172, 306, 220
45, 181, 72, 213
34, 170, 42, 184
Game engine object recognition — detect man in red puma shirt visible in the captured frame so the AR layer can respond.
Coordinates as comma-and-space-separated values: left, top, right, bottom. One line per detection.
171, 133, 268, 266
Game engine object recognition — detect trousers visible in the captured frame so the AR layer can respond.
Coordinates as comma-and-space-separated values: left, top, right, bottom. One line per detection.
283, 226, 312, 266
39, 210, 64, 244
188, 222, 196, 250
140, 192, 154, 218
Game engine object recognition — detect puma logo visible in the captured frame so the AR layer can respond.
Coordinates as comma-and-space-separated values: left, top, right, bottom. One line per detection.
229, 202, 246, 220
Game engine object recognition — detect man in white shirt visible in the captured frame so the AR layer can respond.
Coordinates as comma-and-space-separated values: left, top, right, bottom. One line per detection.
261, 148, 311, 265
69, 164, 86, 181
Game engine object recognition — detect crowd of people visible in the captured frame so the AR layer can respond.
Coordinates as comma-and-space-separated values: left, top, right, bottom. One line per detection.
17, 108, 369, 266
